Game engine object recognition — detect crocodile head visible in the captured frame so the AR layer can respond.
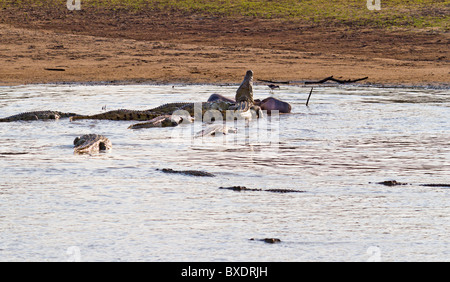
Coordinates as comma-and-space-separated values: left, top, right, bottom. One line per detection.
74, 134, 112, 154
235, 70, 254, 104
209, 100, 233, 111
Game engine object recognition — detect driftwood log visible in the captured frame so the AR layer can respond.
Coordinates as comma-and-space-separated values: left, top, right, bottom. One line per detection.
258, 75, 368, 106
258, 76, 368, 85
304, 76, 368, 84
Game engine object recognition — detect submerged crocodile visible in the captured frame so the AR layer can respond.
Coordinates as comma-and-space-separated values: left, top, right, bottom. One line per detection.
219, 186, 305, 193
373, 180, 450, 188
73, 134, 112, 154
249, 238, 281, 244
157, 168, 215, 177
0, 111, 79, 122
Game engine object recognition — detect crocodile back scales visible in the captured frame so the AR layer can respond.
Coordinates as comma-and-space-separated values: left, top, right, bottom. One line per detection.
0, 111, 79, 122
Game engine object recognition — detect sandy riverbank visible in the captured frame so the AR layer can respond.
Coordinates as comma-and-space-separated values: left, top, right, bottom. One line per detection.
0, 7, 448, 87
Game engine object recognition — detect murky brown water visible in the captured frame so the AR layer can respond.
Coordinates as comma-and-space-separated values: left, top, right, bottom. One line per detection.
0, 84, 449, 261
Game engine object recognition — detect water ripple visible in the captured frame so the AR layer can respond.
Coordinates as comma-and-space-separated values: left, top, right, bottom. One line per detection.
0, 84, 449, 261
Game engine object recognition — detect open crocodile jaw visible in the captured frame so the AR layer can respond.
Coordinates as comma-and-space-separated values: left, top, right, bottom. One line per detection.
235, 70, 254, 104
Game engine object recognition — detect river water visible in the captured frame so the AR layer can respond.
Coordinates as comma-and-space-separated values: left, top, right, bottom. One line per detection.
0, 83, 449, 262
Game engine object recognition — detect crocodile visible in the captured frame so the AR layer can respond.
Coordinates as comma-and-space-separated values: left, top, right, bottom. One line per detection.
157, 168, 215, 177
69, 70, 261, 123
372, 180, 450, 188
232, 70, 255, 111
70, 107, 176, 122
73, 134, 112, 154
0, 111, 79, 122
249, 238, 281, 244
128, 114, 193, 129
219, 186, 305, 193
69, 100, 233, 122
225, 70, 263, 119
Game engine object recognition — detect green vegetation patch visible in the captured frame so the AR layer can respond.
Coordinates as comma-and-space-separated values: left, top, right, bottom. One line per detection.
1, 0, 448, 30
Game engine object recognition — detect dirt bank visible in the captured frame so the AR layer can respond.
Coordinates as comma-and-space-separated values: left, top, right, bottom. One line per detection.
0, 7, 448, 86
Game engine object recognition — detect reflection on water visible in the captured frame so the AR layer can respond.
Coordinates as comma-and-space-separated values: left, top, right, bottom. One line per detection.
0, 84, 449, 261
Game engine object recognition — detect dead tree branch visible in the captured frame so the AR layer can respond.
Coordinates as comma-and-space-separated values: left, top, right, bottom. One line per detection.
304, 76, 368, 84
306, 87, 313, 106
